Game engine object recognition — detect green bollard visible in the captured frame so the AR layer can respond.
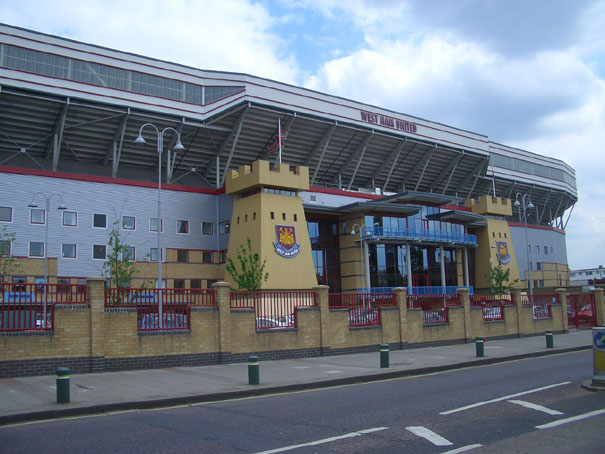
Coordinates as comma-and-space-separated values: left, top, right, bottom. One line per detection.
248, 355, 259, 385
380, 344, 389, 368
56, 367, 70, 404
475, 336, 484, 357
546, 330, 554, 348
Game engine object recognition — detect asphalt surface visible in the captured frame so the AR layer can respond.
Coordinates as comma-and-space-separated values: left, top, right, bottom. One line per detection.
0, 330, 596, 426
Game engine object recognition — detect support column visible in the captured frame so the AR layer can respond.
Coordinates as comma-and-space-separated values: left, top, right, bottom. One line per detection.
555, 288, 569, 333
457, 287, 472, 341
440, 244, 446, 292
213, 281, 232, 364
87, 277, 106, 373
393, 287, 408, 348
463, 248, 470, 287
593, 288, 605, 326
314, 285, 330, 355
406, 243, 412, 290
511, 288, 525, 337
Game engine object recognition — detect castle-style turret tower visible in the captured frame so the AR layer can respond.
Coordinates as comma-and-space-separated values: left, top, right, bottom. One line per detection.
225, 160, 317, 289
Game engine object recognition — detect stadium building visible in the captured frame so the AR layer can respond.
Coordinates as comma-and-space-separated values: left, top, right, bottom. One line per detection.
0, 24, 577, 294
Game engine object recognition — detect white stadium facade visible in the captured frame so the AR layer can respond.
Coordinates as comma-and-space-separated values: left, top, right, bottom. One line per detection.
0, 24, 577, 293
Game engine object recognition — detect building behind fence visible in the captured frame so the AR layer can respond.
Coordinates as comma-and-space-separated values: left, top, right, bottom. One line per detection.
1, 279, 603, 378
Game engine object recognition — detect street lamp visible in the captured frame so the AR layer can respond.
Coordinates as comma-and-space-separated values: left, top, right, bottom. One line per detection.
514, 193, 535, 297
134, 123, 185, 289
351, 224, 369, 291
28, 192, 67, 327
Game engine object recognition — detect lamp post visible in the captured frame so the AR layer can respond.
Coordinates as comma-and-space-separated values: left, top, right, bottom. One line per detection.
514, 193, 535, 296
351, 224, 369, 291
28, 193, 67, 328
134, 123, 185, 289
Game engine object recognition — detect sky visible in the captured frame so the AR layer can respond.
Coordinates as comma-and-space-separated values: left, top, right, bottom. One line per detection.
1, 0, 604, 270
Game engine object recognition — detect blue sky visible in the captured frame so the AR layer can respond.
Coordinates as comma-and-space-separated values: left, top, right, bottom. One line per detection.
1, 0, 604, 270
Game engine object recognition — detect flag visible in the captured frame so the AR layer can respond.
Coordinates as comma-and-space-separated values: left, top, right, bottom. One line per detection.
268, 119, 285, 156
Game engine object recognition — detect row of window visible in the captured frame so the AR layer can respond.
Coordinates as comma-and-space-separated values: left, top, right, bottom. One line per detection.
0, 206, 231, 235
15, 242, 224, 263
235, 211, 298, 224
528, 244, 554, 255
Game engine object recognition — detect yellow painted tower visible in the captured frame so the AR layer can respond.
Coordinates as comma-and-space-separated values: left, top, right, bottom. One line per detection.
466, 196, 521, 289
225, 160, 317, 289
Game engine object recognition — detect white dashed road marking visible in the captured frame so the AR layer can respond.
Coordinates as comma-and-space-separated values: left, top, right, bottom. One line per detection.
406, 426, 453, 446
536, 409, 605, 429
440, 382, 571, 415
442, 444, 483, 454
508, 399, 563, 415
253, 427, 388, 454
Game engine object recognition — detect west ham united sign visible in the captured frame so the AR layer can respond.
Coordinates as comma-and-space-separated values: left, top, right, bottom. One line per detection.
497, 241, 511, 265
274, 225, 301, 258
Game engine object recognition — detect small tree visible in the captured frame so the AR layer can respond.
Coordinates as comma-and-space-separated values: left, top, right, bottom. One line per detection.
0, 226, 20, 282
485, 262, 519, 294
103, 221, 138, 289
225, 238, 269, 290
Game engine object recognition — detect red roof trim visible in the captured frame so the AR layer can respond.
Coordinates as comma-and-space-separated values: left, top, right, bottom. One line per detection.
508, 221, 565, 234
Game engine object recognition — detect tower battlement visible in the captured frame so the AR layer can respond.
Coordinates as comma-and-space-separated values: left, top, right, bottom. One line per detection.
466, 195, 512, 217
225, 160, 309, 194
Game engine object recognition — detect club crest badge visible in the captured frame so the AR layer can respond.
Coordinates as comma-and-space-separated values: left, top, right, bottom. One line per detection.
497, 241, 511, 265
274, 225, 301, 258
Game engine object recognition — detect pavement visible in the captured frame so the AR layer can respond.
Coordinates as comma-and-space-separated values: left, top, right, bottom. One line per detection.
0, 330, 595, 426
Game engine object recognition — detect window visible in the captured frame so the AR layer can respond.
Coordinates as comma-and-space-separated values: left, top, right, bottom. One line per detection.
282, 213, 286, 221
173, 279, 186, 292
0, 206, 12, 222
219, 221, 230, 234
149, 248, 159, 262
528, 245, 531, 253
123, 246, 135, 261
150, 218, 163, 232
122, 216, 135, 230
270, 212, 275, 220
93, 213, 107, 228
177, 249, 189, 263
0, 240, 10, 257
29, 242, 45, 257
12, 276, 26, 292
202, 251, 213, 263
294, 214, 297, 222
177, 219, 189, 234
30, 209, 45, 225
218, 251, 227, 263
63, 211, 77, 226
202, 222, 213, 235
539, 280, 544, 288
190, 279, 202, 290
62, 243, 76, 258
535, 245, 539, 254
57, 278, 70, 293
536, 262, 542, 271
544, 245, 548, 254
93, 244, 107, 260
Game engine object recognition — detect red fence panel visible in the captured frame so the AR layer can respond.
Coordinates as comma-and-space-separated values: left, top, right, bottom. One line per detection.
530, 294, 557, 319
329, 293, 395, 327
470, 294, 510, 322
567, 293, 596, 328
230, 291, 316, 329
105, 288, 215, 331
1, 283, 86, 332
406, 294, 453, 325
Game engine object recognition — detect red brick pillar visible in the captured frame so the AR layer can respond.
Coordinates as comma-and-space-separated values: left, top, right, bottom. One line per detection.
212, 282, 232, 363
314, 285, 330, 355
393, 287, 407, 347
457, 287, 472, 341
555, 288, 569, 332
593, 288, 605, 326
87, 277, 106, 372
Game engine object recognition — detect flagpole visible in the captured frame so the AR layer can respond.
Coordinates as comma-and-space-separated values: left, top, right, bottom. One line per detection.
278, 118, 282, 164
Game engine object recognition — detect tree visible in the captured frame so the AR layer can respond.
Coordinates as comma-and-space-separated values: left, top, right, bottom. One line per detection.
225, 238, 268, 290
485, 262, 519, 294
0, 225, 20, 282
103, 221, 138, 289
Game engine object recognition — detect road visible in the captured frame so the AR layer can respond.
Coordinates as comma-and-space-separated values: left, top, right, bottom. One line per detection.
1, 350, 604, 453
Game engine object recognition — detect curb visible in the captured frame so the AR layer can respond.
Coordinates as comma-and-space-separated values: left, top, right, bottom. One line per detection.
0, 345, 592, 426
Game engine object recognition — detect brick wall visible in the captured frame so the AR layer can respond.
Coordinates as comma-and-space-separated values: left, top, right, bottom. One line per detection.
2, 280, 601, 377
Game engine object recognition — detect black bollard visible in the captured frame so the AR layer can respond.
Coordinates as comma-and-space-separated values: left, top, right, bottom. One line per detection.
475, 336, 484, 357
546, 330, 554, 348
380, 344, 389, 368
56, 367, 70, 404
248, 355, 259, 385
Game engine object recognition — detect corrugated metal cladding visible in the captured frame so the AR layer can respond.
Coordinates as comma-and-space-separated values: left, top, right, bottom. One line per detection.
509, 225, 568, 274
1, 173, 232, 277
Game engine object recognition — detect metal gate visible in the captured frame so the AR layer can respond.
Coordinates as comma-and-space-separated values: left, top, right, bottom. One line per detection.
567, 293, 596, 328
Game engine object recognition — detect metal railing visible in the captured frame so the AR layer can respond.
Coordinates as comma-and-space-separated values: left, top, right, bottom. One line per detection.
329, 292, 396, 327
406, 294, 457, 325
363, 226, 477, 246
359, 286, 474, 296
230, 291, 316, 329
105, 288, 215, 331
470, 294, 510, 321
530, 294, 557, 319
1, 283, 86, 331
